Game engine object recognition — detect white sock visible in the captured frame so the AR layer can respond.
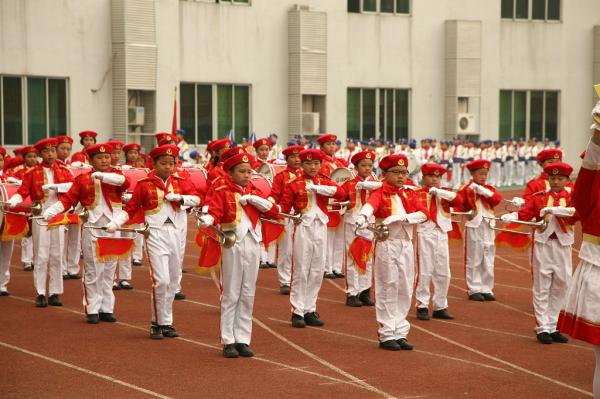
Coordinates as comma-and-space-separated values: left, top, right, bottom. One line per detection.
594, 346, 600, 399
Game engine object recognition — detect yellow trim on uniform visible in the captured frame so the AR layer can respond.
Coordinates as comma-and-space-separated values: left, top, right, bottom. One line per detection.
583, 233, 600, 245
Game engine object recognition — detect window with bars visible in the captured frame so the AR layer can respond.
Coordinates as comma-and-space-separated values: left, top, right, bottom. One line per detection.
499, 90, 559, 141
348, 0, 410, 15
180, 82, 251, 145
501, 0, 560, 21
347, 88, 409, 142
0, 75, 68, 146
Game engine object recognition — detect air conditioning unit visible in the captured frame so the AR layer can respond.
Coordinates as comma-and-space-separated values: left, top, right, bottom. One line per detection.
457, 113, 476, 134
302, 112, 320, 134
128, 106, 145, 126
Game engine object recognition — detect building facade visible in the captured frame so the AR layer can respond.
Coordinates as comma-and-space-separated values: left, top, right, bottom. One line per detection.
1, 0, 599, 164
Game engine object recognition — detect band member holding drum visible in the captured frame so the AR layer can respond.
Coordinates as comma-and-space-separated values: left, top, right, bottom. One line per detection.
355, 154, 428, 351
206, 138, 232, 185
269, 145, 303, 295
71, 130, 97, 166
523, 149, 573, 200
501, 162, 577, 344
0, 146, 15, 296
279, 149, 347, 328
414, 163, 461, 321
199, 148, 277, 358
253, 138, 277, 269
455, 159, 503, 302
342, 150, 380, 307
8, 138, 74, 308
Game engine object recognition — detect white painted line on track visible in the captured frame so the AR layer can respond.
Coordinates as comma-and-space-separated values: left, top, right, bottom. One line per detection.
0, 340, 174, 399
325, 278, 347, 293
449, 282, 534, 318
496, 255, 531, 272
451, 276, 530, 291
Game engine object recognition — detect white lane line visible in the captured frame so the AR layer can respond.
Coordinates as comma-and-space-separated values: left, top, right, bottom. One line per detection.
451, 276, 530, 291
410, 324, 593, 398
496, 255, 531, 273
325, 278, 347, 293
0, 340, 173, 399
449, 282, 533, 318
267, 318, 512, 374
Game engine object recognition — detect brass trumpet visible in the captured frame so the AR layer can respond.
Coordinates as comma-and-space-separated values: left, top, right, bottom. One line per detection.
354, 223, 389, 242
483, 216, 548, 236
84, 222, 151, 239
450, 209, 473, 223
260, 212, 302, 225
191, 209, 237, 248
0, 201, 42, 216
327, 200, 350, 212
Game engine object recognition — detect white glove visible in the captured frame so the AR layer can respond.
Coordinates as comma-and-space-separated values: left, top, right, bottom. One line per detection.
42, 184, 57, 192
405, 211, 428, 224
382, 214, 408, 225
509, 197, 525, 209
198, 214, 214, 227
71, 162, 92, 169
500, 212, 518, 225
247, 195, 273, 212
239, 194, 251, 206
591, 100, 600, 122
91, 172, 104, 180
6, 177, 21, 186
543, 206, 576, 217
165, 193, 182, 203
356, 181, 382, 190
42, 202, 64, 222
120, 164, 133, 170
307, 184, 337, 197
54, 183, 73, 193
181, 195, 200, 207
429, 187, 457, 202
6, 195, 22, 208
181, 162, 194, 168
355, 215, 369, 230
403, 185, 418, 191
471, 183, 494, 198
105, 221, 119, 233
539, 207, 553, 217
99, 173, 125, 186
122, 193, 133, 203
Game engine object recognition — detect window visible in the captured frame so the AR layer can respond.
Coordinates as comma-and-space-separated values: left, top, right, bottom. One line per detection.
501, 0, 560, 21
180, 82, 251, 145
347, 0, 410, 15
347, 88, 409, 142
499, 90, 558, 140
0, 75, 68, 146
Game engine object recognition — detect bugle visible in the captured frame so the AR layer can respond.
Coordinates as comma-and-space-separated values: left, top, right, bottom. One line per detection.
450, 209, 473, 223
84, 222, 151, 239
483, 215, 547, 235
260, 212, 302, 225
0, 201, 42, 216
327, 199, 350, 212
190, 209, 237, 248
30, 207, 89, 223
354, 223, 389, 242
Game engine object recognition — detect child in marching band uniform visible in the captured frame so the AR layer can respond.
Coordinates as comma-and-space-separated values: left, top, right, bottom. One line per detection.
414, 163, 462, 321
0, 146, 15, 296
455, 159, 503, 302
502, 162, 577, 344
355, 154, 428, 351
71, 130, 97, 166
342, 150, 380, 307
253, 138, 278, 269
199, 148, 278, 358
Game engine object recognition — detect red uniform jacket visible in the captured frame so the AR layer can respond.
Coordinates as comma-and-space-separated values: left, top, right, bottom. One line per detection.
524, 173, 574, 200
341, 175, 378, 213
454, 181, 503, 212
319, 155, 349, 177
71, 151, 89, 164
415, 186, 462, 226
60, 168, 129, 211
17, 163, 73, 203
365, 182, 429, 221
269, 167, 299, 203
518, 189, 578, 231
573, 165, 600, 242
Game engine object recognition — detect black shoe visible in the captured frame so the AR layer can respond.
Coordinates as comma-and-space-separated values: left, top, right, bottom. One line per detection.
346, 295, 363, 307
132, 259, 142, 266
181, 268, 188, 273
304, 312, 324, 327
268, 262, 277, 269
119, 280, 133, 290
174, 292, 186, 300
161, 325, 179, 338
279, 285, 290, 295
259, 262, 269, 269
537, 332, 553, 344
333, 271, 345, 278
234, 343, 255, 357
291, 314, 306, 328
323, 272, 335, 279
62, 274, 71, 280
24, 263, 33, 272
86, 314, 99, 324
482, 293, 496, 301
379, 340, 401, 351
98, 312, 117, 322
68, 273, 81, 280
432, 309, 454, 320
359, 289, 375, 306
48, 294, 62, 307
223, 344, 239, 358
416, 308, 430, 320
35, 295, 47, 308
468, 293, 485, 302
0, 290, 10, 296
550, 331, 569, 343
112, 283, 121, 291
150, 324, 163, 339
396, 338, 414, 350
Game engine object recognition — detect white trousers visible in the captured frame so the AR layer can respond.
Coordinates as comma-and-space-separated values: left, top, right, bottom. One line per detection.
325, 225, 344, 274
21, 235, 33, 264
291, 221, 327, 316
374, 238, 414, 342
81, 222, 117, 314
489, 162, 502, 187
176, 219, 188, 293
277, 223, 293, 286
503, 161, 514, 186
62, 224, 81, 276
532, 239, 572, 334
0, 240, 14, 291
146, 224, 182, 326
515, 161, 526, 186
116, 229, 135, 281
32, 222, 64, 296
344, 226, 372, 296
465, 223, 495, 295
451, 164, 462, 189
259, 241, 276, 264
220, 233, 260, 345
133, 232, 143, 262
416, 228, 450, 311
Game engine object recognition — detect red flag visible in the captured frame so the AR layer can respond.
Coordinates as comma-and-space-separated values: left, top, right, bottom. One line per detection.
195, 228, 222, 273
171, 89, 177, 135
495, 223, 531, 250
47, 213, 79, 229
1, 214, 29, 241
261, 220, 285, 251
348, 236, 373, 275
96, 237, 134, 262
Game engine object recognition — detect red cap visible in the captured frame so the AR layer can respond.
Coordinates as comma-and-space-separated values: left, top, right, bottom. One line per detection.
86, 143, 114, 158
21, 145, 37, 155
78, 130, 98, 139
154, 132, 169, 142
34, 138, 59, 152
316, 134, 337, 145
537, 149, 562, 163
12, 147, 23, 156
421, 163, 447, 176
223, 151, 255, 171
282, 145, 304, 157
379, 154, 409, 171
4, 156, 23, 170
544, 162, 573, 177
466, 159, 491, 171
221, 147, 248, 162
299, 149, 324, 162
105, 140, 124, 151
56, 135, 73, 145
149, 144, 179, 160
158, 134, 177, 146
0, 146, 6, 157
211, 138, 232, 152
350, 151, 375, 166
253, 138, 273, 149
123, 143, 141, 153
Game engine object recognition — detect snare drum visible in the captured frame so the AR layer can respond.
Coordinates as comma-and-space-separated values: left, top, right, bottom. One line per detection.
1, 183, 31, 214
251, 173, 272, 199
187, 168, 208, 195
123, 168, 149, 193
257, 163, 286, 181
329, 167, 356, 185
